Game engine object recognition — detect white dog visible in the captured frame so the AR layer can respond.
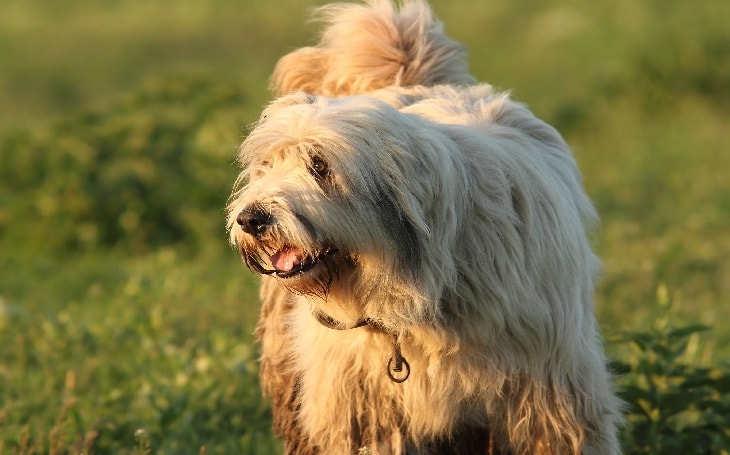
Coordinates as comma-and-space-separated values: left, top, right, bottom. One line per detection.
228, 1, 622, 453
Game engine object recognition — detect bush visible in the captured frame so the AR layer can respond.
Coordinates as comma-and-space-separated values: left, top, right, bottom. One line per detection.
0, 76, 252, 255
613, 285, 730, 454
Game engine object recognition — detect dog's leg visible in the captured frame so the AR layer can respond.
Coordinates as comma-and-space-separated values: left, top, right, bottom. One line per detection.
256, 278, 320, 454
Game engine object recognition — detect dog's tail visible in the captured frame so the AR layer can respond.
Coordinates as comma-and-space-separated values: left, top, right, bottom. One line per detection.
271, 0, 475, 97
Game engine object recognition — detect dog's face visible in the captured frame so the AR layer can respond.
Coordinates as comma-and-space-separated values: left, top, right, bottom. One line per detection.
228, 93, 427, 309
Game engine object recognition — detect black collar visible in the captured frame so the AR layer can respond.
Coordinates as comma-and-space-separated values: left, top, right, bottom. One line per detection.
314, 311, 370, 330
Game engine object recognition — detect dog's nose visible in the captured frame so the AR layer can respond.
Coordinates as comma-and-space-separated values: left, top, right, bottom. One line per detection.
237, 206, 272, 236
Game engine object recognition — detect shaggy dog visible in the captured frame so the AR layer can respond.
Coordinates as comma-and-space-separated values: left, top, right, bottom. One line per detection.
227, 1, 622, 453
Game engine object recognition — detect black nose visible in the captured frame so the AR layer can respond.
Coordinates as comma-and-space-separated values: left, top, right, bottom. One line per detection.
236, 206, 272, 236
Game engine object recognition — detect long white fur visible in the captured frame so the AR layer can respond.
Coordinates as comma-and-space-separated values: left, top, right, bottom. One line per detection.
228, 87, 622, 453
228, 1, 622, 453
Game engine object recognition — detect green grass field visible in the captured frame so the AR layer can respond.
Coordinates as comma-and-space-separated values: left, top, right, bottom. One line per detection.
1, 0, 729, 453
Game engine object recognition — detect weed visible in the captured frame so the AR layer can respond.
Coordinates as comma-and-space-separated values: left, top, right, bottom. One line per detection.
613, 285, 730, 454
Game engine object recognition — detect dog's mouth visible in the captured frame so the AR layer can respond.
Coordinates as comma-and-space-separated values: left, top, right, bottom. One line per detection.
245, 245, 338, 279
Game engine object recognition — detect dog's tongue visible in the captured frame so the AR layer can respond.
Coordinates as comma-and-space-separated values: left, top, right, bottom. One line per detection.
270, 247, 304, 272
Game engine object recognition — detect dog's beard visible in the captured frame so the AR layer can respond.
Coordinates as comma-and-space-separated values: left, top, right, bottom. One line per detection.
240, 237, 353, 297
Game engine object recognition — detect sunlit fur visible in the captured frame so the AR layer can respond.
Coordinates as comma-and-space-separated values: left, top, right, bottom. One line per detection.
228, 1, 622, 454
270, 0, 475, 97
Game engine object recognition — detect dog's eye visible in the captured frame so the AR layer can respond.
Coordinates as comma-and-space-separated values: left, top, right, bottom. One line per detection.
309, 155, 330, 180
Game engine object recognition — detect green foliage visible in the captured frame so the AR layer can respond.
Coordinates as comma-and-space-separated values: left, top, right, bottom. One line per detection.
0, 251, 279, 454
0, 76, 249, 255
613, 285, 730, 454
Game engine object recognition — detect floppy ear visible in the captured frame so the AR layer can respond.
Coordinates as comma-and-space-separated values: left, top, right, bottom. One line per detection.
370, 179, 422, 279
270, 47, 327, 96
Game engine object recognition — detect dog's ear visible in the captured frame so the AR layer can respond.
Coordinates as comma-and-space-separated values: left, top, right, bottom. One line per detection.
371, 180, 422, 280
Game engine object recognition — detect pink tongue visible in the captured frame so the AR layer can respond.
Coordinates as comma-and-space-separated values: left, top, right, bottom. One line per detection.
270, 247, 304, 272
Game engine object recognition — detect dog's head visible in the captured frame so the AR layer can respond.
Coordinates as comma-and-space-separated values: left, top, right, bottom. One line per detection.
228, 92, 440, 321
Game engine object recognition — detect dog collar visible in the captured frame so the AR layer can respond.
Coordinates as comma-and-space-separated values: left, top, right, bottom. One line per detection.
313, 311, 410, 383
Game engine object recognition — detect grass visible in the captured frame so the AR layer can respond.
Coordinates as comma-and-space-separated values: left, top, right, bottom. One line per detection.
0, 249, 278, 453
1, 0, 729, 452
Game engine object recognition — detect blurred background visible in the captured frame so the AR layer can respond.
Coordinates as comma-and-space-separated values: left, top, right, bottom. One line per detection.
1, 0, 728, 453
